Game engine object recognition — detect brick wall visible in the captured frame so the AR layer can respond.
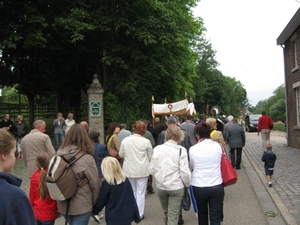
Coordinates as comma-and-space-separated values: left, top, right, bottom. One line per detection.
284, 26, 300, 148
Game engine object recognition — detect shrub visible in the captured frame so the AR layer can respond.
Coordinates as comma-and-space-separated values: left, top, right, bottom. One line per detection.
273, 124, 286, 132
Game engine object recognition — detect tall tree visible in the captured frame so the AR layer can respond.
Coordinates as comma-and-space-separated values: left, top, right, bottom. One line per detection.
0, 0, 204, 128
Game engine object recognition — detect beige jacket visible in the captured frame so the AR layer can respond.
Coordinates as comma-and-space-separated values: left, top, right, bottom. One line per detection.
21, 129, 56, 177
211, 130, 226, 149
56, 145, 100, 215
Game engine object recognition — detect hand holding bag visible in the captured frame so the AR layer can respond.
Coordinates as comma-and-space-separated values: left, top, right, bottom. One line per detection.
220, 145, 238, 187
179, 148, 191, 211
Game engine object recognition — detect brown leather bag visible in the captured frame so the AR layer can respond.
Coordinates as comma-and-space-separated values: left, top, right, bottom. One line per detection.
106, 135, 120, 158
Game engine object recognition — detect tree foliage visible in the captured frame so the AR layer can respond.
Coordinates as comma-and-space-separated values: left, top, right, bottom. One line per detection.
252, 84, 286, 122
193, 34, 248, 117
0, 0, 250, 128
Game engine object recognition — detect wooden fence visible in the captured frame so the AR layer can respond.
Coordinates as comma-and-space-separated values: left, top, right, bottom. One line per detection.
0, 103, 56, 122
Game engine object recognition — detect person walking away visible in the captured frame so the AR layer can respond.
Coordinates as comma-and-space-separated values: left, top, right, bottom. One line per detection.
14, 115, 28, 158
156, 116, 191, 151
93, 157, 141, 225
106, 122, 122, 164
64, 113, 75, 135
88, 129, 110, 223
140, 119, 155, 194
225, 118, 245, 170
118, 123, 131, 142
0, 113, 15, 136
180, 115, 196, 145
21, 120, 56, 178
153, 117, 165, 136
80, 121, 89, 132
146, 120, 158, 144
189, 122, 225, 225
223, 115, 233, 156
53, 112, 66, 151
56, 124, 100, 225
0, 129, 36, 225
149, 125, 191, 225
206, 118, 226, 149
29, 152, 57, 225
156, 115, 191, 225
257, 111, 274, 151
119, 121, 153, 221
262, 144, 277, 187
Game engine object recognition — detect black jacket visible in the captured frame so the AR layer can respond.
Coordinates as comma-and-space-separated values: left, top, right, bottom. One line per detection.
262, 151, 277, 169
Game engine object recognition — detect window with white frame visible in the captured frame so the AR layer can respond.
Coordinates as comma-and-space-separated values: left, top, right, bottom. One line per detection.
291, 34, 298, 72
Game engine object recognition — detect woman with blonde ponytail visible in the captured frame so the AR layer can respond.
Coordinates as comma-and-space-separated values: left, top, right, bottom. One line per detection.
29, 152, 58, 225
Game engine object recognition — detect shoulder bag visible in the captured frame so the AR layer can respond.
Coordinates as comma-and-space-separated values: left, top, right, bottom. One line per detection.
179, 148, 191, 211
106, 134, 119, 158
220, 145, 237, 187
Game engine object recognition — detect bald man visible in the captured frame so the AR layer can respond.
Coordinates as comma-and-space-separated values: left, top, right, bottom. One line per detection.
80, 121, 89, 132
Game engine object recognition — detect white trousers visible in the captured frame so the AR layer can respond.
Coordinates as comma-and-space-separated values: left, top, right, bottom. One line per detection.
261, 129, 271, 151
128, 177, 148, 218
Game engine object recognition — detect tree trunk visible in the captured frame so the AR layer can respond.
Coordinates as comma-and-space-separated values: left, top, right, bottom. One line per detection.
26, 92, 35, 129
55, 92, 62, 113
72, 93, 81, 122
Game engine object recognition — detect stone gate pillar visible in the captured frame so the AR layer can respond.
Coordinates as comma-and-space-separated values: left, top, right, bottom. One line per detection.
87, 74, 105, 143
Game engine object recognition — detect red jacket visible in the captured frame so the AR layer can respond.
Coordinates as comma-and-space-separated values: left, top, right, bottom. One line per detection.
258, 115, 273, 132
29, 169, 57, 221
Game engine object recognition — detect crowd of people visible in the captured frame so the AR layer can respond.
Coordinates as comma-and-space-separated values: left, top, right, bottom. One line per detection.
0, 111, 276, 225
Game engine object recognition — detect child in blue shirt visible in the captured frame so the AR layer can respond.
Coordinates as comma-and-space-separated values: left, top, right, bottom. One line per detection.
93, 157, 141, 225
262, 144, 277, 187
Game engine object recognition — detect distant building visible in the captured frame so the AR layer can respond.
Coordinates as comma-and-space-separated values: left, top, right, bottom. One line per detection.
277, 7, 300, 148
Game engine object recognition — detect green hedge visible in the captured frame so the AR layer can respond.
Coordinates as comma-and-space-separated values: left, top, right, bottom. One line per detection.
273, 124, 286, 132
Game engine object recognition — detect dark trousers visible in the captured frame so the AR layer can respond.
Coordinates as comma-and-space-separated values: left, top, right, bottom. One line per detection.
230, 148, 242, 168
36, 220, 55, 225
193, 184, 224, 225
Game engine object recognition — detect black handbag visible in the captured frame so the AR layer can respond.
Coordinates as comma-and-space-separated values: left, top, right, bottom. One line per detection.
182, 187, 191, 211
179, 148, 191, 211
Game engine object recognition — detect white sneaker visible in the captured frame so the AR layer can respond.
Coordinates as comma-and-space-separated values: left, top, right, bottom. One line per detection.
92, 214, 104, 223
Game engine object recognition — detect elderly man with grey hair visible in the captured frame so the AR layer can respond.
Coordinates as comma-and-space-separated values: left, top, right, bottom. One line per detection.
223, 115, 234, 156
156, 115, 191, 225
21, 120, 56, 178
225, 118, 245, 169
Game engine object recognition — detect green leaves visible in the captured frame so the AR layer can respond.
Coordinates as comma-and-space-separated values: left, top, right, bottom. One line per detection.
264, 210, 278, 217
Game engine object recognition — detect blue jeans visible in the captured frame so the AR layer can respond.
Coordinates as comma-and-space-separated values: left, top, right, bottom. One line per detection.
63, 211, 91, 225
54, 133, 64, 151
36, 220, 55, 225
193, 184, 224, 225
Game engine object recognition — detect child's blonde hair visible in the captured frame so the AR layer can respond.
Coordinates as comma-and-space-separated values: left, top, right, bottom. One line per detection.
101, 157, 125, 185
35, 152, 50, 200
266, 144, 272, 151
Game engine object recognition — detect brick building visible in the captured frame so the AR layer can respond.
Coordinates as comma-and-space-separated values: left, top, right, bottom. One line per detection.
277, 7, 300, 148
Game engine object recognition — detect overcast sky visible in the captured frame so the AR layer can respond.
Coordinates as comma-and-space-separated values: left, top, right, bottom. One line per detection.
193, 0, 300, 106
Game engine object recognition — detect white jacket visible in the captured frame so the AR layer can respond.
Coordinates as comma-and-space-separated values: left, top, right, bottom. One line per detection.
149, 140, 191, 190
119, 134, 153, 178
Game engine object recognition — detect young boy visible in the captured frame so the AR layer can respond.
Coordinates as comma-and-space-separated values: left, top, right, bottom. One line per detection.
262, 144, 277, 187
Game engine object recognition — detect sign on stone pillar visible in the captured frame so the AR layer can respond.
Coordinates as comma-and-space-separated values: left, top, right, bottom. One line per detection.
87, 74, 105, 143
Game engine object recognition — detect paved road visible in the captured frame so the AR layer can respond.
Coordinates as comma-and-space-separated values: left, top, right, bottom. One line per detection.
11, 130, 298, 225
